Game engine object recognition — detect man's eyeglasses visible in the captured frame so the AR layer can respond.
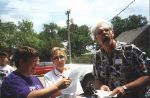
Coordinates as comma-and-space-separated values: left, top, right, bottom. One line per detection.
96, 28, 111, 35
53, 55, 65, 61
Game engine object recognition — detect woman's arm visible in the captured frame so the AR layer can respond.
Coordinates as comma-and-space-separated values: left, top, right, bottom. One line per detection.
27, 77, 71, 98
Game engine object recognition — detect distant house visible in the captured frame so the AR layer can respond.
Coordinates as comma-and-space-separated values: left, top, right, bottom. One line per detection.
116, 24, 150, 51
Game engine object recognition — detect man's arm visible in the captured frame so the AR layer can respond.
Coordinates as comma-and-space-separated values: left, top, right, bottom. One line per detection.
94, 79, 102, 89
94, 79, 110, 91
110, 75, 150, 96
125, 75, 149, 90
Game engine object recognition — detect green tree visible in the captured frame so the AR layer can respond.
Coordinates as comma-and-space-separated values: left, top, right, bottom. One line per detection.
11, 20, 40, 51
69, 24, 94, 57
18, 20, 34, 33
38, 22, 62, 61
57, 28, 68, 41
111, 15, 148, 37
0, 20, 17, 51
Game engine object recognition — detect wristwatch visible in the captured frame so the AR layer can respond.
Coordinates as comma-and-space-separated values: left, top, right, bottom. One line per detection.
122, 85, 127, 90
122, 85, 128, 94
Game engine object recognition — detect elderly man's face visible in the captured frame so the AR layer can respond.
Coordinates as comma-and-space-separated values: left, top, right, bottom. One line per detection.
95, 23, 114, 47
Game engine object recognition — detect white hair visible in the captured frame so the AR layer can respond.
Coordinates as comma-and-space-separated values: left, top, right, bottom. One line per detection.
90, 21, 113, 40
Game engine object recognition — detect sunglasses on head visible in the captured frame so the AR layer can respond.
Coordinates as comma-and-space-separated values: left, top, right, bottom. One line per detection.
53, 55, 65, 61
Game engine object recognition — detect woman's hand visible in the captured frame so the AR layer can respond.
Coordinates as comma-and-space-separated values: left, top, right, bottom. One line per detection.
54, 77, 71, 89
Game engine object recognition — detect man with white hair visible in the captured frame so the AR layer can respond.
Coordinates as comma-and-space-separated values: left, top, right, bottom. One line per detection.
92, 21, 150, 98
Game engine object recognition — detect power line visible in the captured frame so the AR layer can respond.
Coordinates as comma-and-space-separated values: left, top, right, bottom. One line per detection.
0, 7, 65, 14
109, 0, 136, 21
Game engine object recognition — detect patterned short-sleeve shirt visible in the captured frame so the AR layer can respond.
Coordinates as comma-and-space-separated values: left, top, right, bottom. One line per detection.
93, 41, 150, 97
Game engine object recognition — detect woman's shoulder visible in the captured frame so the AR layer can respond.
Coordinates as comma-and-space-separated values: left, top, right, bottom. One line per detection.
3, 65, 14, 70
44, 70, 54, 77
2, 71, 25, 85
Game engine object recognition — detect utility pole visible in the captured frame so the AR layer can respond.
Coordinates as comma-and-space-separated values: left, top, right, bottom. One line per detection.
66, 9, 72, 63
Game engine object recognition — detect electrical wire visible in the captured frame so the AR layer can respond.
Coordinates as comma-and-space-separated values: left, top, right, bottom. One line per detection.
109, 0, 136, 21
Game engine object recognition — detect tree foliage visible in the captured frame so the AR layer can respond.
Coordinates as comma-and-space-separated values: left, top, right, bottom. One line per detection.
0, 14, 149, 62
0, 21, 17, 50
38, 23, 63, 61
70, 24, 94, 56
111, 15, 148, 37
18, 20, 34, 33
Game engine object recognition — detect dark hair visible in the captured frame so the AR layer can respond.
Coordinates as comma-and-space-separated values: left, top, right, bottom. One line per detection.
13, 46, 39, 68
0, 52, 9, 58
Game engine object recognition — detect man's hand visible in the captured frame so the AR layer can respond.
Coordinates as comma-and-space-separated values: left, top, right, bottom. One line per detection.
100, 85, 110, 91
54, 77, 71, 89
109, 86, 125, 97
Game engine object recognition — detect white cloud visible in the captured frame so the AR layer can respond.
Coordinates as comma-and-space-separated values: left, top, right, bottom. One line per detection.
0, 0, 149, 32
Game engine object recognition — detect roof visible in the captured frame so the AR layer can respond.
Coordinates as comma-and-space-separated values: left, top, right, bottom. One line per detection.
115, 25, 149, 43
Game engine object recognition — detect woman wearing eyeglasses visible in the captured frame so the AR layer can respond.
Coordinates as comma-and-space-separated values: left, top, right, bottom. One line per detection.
1, 46, 71, 98
44, 47, 83, 98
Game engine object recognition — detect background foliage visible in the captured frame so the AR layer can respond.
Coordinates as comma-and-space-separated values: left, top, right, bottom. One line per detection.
0, 15, 149, 64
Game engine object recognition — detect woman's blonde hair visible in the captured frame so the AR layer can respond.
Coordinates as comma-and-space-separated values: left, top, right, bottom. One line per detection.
51, 47, 67, 60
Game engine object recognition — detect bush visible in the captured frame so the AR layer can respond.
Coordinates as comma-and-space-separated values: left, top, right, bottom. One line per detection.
71, 54, 94, 64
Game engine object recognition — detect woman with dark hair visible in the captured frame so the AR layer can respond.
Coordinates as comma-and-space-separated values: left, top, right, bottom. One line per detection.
1, 46, 71, 98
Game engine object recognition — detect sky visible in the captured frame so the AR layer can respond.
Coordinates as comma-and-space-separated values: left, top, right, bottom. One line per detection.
0, 0, 149, 33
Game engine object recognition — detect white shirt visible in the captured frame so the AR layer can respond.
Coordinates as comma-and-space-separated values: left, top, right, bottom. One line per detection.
44, 65, 83, 98
0, 64, 14, 76
0, 64, 14, 98
0, 64, 14, 83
